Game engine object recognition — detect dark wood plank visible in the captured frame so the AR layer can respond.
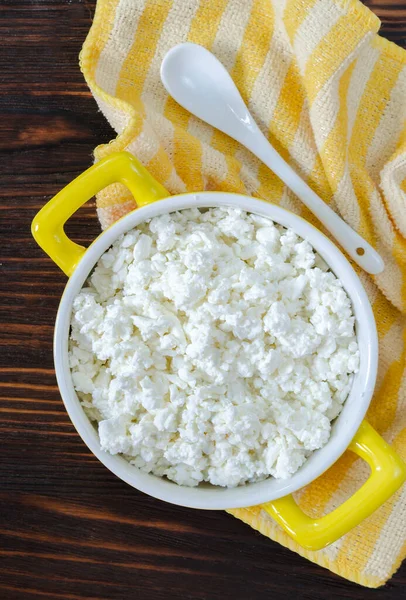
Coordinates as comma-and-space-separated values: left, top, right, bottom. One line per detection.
365, 1, 406, 47
0, 1, 405, 599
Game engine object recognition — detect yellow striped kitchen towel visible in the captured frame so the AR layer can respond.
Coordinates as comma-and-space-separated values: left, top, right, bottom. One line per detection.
80, 0, 406, 587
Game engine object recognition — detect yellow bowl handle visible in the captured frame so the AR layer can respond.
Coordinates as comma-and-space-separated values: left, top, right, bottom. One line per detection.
31, 152, 168, 276
262, 421, 406, 551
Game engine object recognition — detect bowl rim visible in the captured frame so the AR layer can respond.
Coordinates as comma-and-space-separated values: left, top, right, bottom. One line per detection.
54, 192, 378, 509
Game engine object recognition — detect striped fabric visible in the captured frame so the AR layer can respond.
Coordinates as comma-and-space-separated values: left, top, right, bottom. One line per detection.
80, 0, 406, 587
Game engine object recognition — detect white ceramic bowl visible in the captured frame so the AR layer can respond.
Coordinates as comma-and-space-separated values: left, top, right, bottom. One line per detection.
53, 191, 378, 510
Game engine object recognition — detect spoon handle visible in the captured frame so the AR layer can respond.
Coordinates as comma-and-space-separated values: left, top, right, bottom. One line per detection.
240, 126, 384, 274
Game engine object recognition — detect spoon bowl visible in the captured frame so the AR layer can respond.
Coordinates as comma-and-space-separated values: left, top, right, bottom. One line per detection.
161, 42, 258, 143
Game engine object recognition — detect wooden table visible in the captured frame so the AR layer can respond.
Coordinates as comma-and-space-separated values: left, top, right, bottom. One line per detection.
1, 2, 405, 598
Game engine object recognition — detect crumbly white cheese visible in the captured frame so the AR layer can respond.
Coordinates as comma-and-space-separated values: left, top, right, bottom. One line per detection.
69, 207, 359, 487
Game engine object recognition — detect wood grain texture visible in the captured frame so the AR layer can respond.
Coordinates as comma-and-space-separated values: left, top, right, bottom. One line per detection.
0, 1, 405, 598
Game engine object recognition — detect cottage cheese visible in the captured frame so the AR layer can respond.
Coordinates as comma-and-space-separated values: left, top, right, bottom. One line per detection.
69, 207, 359, 487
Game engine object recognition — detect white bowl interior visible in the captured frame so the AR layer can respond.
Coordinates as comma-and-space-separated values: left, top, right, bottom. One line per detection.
54, 192, 378, 509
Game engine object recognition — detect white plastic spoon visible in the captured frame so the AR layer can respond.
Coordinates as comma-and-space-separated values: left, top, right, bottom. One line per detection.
161, 43, 384, 275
